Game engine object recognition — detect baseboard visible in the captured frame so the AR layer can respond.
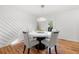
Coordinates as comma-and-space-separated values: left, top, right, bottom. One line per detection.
59, 38, 79, 43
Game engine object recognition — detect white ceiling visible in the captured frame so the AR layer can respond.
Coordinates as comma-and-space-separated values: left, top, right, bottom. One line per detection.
14, 5, 79, 16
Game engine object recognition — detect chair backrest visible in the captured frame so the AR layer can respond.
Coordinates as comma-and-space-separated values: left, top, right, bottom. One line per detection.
23, 31, 30, 48
49, 31, 59, 46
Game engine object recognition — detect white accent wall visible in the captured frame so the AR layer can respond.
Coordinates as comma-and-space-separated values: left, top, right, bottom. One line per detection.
0, 6, 37, 48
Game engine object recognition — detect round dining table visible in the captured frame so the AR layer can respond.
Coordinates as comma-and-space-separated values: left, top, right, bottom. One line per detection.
29, 31, 51, 50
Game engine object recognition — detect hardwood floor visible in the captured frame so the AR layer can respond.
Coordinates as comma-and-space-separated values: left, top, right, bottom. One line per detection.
59, 39, 79, 54
0, 39, 79, 54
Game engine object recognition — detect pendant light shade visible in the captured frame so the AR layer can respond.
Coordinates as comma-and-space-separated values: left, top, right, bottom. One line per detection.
37, 17, 48, 31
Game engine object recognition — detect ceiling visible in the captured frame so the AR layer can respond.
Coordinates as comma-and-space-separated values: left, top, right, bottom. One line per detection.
15, 5, 79, 16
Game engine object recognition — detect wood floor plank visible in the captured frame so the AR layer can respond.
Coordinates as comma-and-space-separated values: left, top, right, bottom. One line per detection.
0, 39, 79, 54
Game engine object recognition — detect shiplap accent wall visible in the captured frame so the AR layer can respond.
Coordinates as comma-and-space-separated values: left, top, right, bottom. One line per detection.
0, 16, 20, 47
0, 6, 37, 48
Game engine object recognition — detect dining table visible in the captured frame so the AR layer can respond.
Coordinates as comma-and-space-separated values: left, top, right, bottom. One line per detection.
29, 31, 51, 50
29, 29, 58, 50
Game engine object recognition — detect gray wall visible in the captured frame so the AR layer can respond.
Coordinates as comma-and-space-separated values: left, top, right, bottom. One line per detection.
42, 8, 79, 42
55, 9, 79, 42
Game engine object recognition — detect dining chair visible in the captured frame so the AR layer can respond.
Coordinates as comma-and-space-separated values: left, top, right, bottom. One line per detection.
41, 31, 59, 54
23, 31, 39, 54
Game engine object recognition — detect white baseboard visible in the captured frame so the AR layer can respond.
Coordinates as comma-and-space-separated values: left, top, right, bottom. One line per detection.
59, 38, 79, 42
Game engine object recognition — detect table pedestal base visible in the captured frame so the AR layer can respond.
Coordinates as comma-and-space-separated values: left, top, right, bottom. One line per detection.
35, 43, 47, 50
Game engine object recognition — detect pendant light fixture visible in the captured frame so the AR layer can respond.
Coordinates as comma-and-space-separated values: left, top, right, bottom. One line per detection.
41, 5, 45, 8
36, 5, 48, 31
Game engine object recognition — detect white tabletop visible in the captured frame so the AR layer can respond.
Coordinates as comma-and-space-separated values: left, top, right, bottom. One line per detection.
29, 31, 51, 38
29, 29, 59, 38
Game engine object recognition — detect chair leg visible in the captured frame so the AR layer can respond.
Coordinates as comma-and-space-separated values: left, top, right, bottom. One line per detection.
55, 45, 57, 54
23, 45, 26, 54
49, 48, 51, 54
27, 48, 30, 54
